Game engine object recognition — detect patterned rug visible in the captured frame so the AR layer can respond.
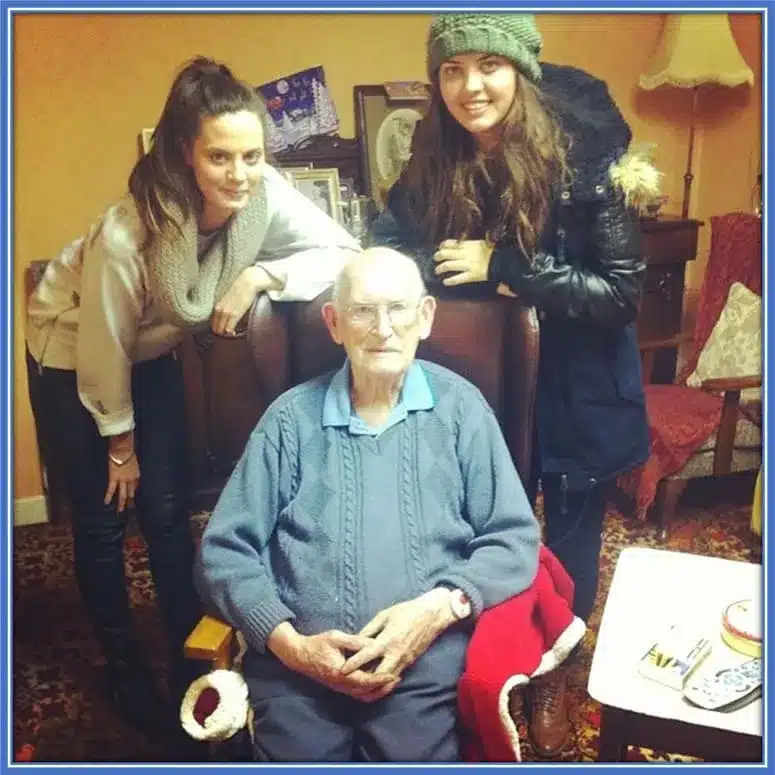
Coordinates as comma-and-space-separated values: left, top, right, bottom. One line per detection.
13, 483, 759, 763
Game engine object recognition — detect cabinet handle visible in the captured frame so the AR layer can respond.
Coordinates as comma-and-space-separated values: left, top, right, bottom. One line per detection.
657, 273, 674, 302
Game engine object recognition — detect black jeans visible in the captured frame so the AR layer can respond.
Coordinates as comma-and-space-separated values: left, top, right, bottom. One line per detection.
529, 473, 609, 623
26, 350, 201, 663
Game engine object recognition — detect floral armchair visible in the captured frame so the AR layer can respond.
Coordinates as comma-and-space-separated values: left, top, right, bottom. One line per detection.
618, 212, 762, 539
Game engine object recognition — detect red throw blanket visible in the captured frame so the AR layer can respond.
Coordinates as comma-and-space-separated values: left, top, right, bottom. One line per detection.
617, 384, 723, 519
459, 546, 586, 762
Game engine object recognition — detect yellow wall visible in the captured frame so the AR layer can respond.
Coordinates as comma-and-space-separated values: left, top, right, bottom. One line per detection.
13, 12, 761, 499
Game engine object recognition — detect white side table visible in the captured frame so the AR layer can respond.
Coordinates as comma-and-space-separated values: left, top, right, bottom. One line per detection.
588, 547, 762, 761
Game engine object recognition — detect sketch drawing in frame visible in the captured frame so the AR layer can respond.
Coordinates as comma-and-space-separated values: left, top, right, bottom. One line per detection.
139, 127, 155, 155
287, 168, 342, 223
354, 85, 429, 207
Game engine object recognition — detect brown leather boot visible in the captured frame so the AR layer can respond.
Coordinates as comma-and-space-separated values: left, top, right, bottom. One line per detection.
508, 685, 525, 723
528, 669, 570, 758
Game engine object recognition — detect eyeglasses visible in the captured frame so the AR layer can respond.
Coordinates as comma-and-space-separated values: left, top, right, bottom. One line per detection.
343, 299, 423, 330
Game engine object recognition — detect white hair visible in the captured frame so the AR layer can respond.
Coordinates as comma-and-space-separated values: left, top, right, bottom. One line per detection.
332, 247, 427, 306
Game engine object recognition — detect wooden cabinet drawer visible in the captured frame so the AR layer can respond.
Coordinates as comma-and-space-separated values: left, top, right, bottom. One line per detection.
641, 224, 699, 266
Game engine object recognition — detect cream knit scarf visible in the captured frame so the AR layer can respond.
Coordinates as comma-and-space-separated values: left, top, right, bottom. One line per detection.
147, 179, 270, 328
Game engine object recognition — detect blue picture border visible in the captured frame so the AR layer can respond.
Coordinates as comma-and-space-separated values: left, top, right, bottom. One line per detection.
0, 1, 770, 773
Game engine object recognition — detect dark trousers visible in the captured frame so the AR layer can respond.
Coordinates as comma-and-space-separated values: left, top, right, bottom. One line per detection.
529, 473, 609, 623
26, 350, 201, 663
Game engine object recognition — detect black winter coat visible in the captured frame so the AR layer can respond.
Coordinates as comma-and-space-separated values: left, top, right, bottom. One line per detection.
370, 63, 649, 490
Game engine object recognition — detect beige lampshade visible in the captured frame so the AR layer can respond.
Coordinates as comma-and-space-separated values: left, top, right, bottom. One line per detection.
639, 14, 754, 90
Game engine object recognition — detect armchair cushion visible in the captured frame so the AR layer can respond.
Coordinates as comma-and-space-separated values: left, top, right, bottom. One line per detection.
686, 282, 761, 403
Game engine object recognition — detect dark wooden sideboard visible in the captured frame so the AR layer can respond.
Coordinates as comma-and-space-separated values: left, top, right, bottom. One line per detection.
24, 215, 700, 521
637, 215, 702, 383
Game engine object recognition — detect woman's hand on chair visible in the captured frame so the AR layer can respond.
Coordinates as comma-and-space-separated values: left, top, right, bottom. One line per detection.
211, 266, 277, 336
433, 239, 493, 285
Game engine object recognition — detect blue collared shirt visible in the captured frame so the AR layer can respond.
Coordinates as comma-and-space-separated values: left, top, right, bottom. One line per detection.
322, 359, 435, 436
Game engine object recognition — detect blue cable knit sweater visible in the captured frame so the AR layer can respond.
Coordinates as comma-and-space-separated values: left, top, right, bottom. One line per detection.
195, 360, 540, 654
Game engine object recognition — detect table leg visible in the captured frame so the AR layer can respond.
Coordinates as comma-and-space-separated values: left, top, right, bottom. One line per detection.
597, 707, 627, 762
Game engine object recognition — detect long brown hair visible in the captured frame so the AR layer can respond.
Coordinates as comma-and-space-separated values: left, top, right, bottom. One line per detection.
128, 57, 269, 248
403, 73, 569, 255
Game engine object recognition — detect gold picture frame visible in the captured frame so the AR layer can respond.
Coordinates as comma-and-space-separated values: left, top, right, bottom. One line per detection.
276, 164, 312, 184
286, 167, 342, 224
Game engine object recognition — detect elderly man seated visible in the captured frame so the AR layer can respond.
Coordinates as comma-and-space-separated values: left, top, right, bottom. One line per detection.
194, 246, 541, 762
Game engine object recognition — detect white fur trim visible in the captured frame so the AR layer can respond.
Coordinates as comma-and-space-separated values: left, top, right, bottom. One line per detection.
180, 669, 250, 742
529, 615, 586, 679
609, 152, 662, 208
499, 673, 530, 761
496, 616, 587, 761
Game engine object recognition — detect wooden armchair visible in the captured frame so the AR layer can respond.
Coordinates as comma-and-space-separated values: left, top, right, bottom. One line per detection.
618, 213, 762, 539
185, 290, 540, 669
185, 615, 237, 670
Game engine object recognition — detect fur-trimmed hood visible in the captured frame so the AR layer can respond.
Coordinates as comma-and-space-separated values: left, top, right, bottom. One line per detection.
609, 149, 662, 209
541, 62, 660, 206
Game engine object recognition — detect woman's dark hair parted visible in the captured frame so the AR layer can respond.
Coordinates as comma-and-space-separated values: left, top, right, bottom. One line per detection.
403, 75, 570, 256
128, 56, 270, 244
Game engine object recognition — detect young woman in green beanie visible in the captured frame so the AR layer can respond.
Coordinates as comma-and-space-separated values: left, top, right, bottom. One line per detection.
25, 57, 359, 741
371, 13, 656, 757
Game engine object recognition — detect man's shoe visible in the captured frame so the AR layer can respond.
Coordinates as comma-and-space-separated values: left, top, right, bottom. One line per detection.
508, 686, 525, 724
528, 669, 570, 758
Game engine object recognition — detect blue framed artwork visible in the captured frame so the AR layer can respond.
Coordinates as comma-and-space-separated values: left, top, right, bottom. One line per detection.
258, 65, 340, 153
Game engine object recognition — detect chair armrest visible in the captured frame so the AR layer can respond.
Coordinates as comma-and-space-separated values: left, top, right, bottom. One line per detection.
703, 376, 762, 476
701, 375, 761, 392
639, 332, 693, 384
184, 615, 236, 670
638, 331, 693, 352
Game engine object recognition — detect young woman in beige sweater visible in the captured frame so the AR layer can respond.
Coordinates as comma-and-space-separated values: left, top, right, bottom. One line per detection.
25, 56, 359, 738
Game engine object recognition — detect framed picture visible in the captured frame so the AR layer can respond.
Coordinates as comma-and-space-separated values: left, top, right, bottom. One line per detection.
139, 127, 154, 155
287, 167, 342, 223
258, 65, 340, 154
276, 164, 312, 184
353, 85, 429, 207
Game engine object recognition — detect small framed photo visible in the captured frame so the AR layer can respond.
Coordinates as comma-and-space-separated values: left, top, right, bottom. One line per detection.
339, 176, 355, 204
337, 176, 356, 226
139, 127, 155, 155
287, 167, 342, 223
276, 164, 312, 184
353, 85, 429, 207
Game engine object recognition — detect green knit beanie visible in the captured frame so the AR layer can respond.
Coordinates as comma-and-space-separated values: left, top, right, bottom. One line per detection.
426, 13, 543, 83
